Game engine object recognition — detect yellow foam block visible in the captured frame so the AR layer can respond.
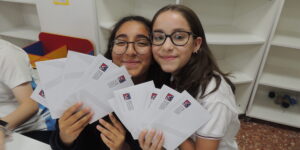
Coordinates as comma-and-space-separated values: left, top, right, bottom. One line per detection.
28, 54, 42, 62
28, 54, 43, 68
28, 45, 67, 68
46, 45, 68, 59
37, 57, 52, 62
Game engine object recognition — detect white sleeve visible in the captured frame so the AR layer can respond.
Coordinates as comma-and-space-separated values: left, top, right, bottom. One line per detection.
196, 102, 234, 140
0, 51, 32, 89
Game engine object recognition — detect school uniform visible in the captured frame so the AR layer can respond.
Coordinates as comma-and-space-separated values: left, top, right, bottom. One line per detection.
194, 76, 240, 150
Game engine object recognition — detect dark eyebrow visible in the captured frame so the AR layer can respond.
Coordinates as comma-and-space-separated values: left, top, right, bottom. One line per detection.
115, 34, 127, 39
173, 28, 189, 32
136, 34, 150, 39
153, 29, 164, 33
153, 28, 189, 33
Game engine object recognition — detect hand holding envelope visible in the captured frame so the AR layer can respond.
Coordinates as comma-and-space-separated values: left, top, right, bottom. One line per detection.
31, 51, 211, 150
32, 51, 132, 120
110, 82, 211, 150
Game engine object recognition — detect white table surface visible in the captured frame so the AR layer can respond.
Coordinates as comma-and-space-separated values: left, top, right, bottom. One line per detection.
6, 133, 51, 150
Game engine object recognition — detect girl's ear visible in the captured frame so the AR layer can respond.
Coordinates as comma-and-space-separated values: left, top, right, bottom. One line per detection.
193, 37, 202, 53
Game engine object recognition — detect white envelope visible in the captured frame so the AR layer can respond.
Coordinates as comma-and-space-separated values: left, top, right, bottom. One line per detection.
61, 51, 95, 99
138, 87, 161, 132
61, 66, 134, 123
107, 97, 130, 132
141, 85, 183, 130
107, 98, 124, 123
144, 88, 161, 110
31, 84, 47, 107
73, 54, 118, 91
35, 58, 66, 118
112, 81, 154, 139
151, 91, 211, 150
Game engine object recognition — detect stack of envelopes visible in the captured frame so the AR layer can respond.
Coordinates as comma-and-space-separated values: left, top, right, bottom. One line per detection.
31, 51, 211, 150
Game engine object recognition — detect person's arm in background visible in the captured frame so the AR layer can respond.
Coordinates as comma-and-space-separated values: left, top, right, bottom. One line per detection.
0, 41, 40, 149
1, 82, 38, 130
0, 82, 38, 150
0, 41, 39, 131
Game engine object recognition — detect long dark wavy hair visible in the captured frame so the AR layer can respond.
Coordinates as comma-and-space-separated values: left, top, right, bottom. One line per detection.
152, 5, 235, 98
104, 16, 170, 88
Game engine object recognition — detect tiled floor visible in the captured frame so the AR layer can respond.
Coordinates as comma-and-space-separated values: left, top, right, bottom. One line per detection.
236, 116, 300, 150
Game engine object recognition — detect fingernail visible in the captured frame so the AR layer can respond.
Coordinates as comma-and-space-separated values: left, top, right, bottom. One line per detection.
96, 125, 102, 130
82, 107, 90, 112
109, 113, 113, 117
89, 111, 94, 116
99, 119, 104, 123
91, 111, 94, 115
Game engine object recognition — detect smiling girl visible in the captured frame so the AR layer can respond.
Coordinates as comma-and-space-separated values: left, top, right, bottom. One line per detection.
138, 5, 240, 150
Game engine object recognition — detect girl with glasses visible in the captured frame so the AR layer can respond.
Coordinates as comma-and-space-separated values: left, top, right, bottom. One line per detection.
50, 16, 169, 150
138, 4, 240, 150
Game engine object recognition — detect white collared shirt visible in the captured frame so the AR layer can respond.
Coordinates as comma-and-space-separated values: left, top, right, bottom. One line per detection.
194, 76, 240, 150
0, 39, 46, 133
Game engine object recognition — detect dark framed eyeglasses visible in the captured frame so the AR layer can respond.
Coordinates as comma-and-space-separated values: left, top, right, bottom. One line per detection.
112, 38, 151, 55
152, 31, 197, 46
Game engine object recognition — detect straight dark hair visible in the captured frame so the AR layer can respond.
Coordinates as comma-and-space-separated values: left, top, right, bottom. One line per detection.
104, 15, 170, 88
152, 5, 235, 98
